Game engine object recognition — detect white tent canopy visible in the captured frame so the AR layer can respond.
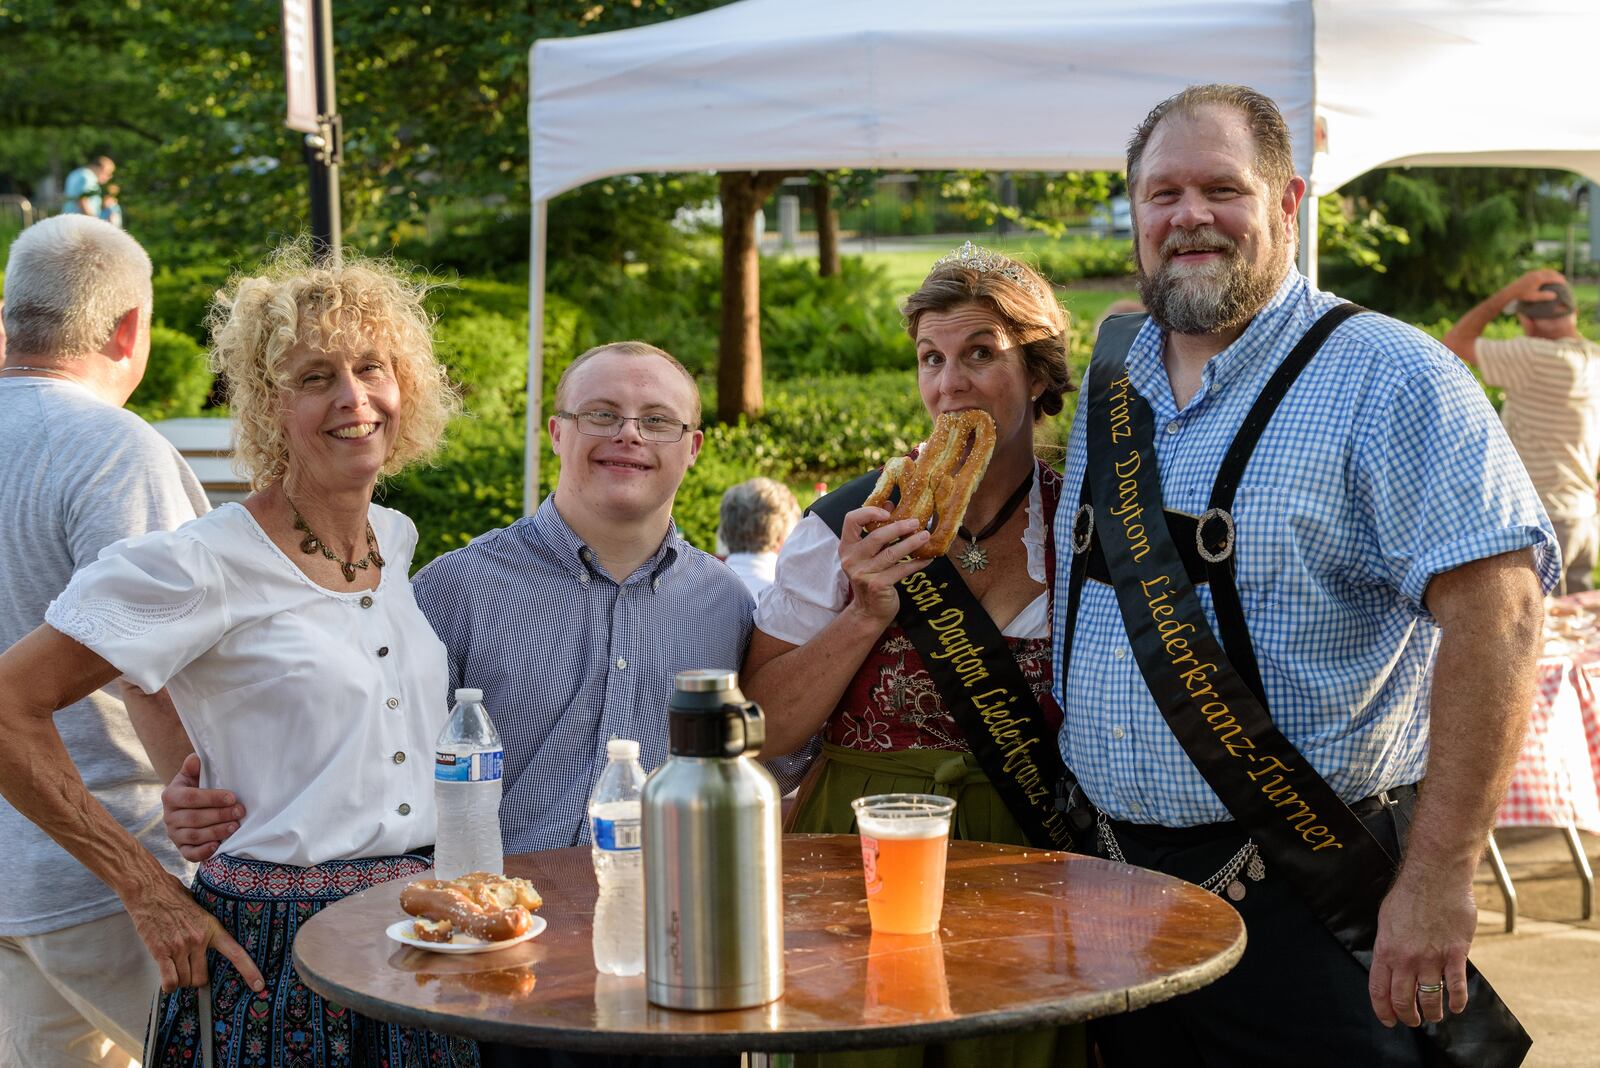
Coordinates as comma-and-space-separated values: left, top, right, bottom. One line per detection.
526, 0, 1600, 509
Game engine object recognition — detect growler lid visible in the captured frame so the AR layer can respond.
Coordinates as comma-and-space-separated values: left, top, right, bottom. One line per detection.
674, 668, 738, 693
668, 669, 760, 757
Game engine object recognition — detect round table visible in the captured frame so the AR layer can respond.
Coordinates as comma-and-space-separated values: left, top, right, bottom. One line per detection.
293, 835, 1245, 1054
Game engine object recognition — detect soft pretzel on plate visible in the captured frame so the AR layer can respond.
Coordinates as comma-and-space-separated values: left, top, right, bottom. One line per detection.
863, 410, 995, 558
400, 872, 541, 944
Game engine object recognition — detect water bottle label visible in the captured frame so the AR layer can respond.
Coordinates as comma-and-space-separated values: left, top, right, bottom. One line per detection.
593, 816, 641, 851
435, 749, 504, 783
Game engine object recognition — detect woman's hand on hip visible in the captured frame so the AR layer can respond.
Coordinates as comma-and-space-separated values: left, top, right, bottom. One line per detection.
162, 752, 244, 862
131, 873, 266, 994
839, 507, 930, 629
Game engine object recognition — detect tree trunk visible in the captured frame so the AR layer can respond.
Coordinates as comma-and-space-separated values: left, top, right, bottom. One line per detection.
814, 174, 840, 278
718, 171, 789, 423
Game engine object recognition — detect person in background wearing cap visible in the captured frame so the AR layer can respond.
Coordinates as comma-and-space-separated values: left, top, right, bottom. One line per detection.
1445, 269, 1600, 593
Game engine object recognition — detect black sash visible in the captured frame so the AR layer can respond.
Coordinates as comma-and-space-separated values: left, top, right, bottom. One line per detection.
810, 472, 1076, 851
1072, 310, 1529, 1067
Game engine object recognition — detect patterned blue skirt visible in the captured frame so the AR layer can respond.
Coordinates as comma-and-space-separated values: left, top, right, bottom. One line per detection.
146, 851, 480, 1068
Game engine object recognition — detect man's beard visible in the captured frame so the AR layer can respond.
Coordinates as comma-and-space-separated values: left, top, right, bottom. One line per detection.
1135, 224, 1289, 336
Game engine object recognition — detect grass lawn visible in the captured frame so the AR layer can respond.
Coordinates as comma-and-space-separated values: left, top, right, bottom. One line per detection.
793, 235, 1141, 338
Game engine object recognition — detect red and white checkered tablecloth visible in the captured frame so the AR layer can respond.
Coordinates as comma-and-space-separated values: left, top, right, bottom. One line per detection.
1495, 655, 1600, 834
1497, 658, 1600, 831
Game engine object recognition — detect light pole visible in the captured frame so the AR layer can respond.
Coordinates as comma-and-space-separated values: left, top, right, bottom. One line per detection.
282, 0, 342, 265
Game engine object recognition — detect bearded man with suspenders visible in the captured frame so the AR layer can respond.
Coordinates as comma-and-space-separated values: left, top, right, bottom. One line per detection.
1053, 84, 1553, 1066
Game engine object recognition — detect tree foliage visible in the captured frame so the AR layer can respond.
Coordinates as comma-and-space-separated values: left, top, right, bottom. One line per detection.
1320, 167, 1578, 318
0, 0, 732, 254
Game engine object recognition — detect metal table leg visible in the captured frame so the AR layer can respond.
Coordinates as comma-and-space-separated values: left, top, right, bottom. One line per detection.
1561, 822, 1594, 920
1485, 831, 1517, 934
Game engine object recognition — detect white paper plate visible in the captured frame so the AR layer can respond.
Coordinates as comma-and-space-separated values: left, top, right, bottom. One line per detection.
385, 915, 546, 955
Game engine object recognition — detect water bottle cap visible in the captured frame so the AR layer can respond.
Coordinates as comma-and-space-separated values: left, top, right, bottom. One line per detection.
674, 669, 738, 693
454, 688, 484, 703
606, 738, 640, 761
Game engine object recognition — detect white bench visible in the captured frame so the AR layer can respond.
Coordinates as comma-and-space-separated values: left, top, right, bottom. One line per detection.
151, 417, 250, 504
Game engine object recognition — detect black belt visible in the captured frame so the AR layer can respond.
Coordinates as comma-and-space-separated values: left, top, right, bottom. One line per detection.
1100, 784, 1418, 848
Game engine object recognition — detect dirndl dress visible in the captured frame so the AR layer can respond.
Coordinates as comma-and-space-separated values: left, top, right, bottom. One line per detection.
144, 851, 480, 1067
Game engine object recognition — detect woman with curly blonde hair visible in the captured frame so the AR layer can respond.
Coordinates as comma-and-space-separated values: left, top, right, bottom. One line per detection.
0, 245, 476, 1066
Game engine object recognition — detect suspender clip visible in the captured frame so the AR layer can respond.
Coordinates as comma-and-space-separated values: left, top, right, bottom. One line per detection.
1196, 506, 1236, 564
1072, 503, 1095, 555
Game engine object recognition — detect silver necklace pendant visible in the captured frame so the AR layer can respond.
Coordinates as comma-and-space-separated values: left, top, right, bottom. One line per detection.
957, 541, 989, 573
1226, 879, 1247, 901
1246, 853, 1266, 882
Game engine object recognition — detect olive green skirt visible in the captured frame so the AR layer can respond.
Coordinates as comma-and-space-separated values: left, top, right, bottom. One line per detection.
789, 743, 1087, 1068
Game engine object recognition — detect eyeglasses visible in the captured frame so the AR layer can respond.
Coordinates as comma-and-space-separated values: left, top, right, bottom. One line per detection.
556, 408, 694, 443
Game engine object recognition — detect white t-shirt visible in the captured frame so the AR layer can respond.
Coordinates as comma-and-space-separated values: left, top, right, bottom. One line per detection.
0, 377, 209, 935
47, 502, 448, 867
723, 551, 778, 600
754, 474, 1050, 644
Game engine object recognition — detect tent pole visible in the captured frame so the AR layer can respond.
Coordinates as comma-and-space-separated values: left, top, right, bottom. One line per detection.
526, 198, 548, 516
1298, 193, 1319, 288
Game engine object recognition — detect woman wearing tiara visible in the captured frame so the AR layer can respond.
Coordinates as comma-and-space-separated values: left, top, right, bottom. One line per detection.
744, 243, 1084, 1068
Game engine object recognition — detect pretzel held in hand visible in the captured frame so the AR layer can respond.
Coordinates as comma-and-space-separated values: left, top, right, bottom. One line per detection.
863, 410, 995, 558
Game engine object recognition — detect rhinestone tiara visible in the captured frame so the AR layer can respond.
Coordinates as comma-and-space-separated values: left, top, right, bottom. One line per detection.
929, 241, 1045, 300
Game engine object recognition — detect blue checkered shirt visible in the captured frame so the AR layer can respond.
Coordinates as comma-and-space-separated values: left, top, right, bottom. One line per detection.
413, 497, 816, 853
1051, 271, 1559, 826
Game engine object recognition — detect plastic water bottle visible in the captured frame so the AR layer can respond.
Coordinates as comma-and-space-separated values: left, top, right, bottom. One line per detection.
590, 738, 646, 976
433, 688, 504, 881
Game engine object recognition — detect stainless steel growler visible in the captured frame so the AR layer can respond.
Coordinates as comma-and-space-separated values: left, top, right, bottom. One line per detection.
643, 669, 783, 1010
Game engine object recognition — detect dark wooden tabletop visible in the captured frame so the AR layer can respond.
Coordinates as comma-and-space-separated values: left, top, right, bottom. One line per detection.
293, 835, 1244, 1053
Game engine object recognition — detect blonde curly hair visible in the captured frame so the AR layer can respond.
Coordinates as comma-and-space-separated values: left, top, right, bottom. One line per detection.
207, 244, 459, 490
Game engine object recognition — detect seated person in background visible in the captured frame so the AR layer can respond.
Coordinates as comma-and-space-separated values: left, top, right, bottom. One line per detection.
0, 246, 477, 1067
717, 476, 801, 599
1443, 269, 1600, 594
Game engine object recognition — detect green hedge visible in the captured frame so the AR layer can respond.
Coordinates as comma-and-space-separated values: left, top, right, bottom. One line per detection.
1027, 237, 1134, 283
127, 326, 216, 422
557, 255, 908, 381
379, 289, 579, 564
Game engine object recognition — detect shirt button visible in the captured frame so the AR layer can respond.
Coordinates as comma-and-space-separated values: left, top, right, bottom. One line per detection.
1129, 801, 1142, 815
616, 657, 628, 670
1112, 726, 1125, 739
386, 697, 399, 709
1113, 647, 1127, 660
377, 646, 390, 657
1165, 421, 1179, 435
652, 577, 661, 592
397, 803, 412, 816
360, 595, 374, 609
579, 572, 590, 584
393, 751, 406, 764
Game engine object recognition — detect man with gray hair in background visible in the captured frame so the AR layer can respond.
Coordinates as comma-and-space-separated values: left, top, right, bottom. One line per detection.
717, 476, 801, 599
0, 215, 208, 1066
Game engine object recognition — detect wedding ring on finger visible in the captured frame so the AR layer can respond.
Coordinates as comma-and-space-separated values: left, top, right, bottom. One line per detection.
1416, 981, 1445, 995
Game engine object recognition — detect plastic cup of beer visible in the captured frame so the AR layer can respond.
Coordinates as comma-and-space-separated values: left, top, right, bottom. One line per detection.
851, 793, 956, 935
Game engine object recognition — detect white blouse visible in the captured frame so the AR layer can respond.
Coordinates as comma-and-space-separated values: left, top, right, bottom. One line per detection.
46, 503, 448, 867
754, 472, 1050, 645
